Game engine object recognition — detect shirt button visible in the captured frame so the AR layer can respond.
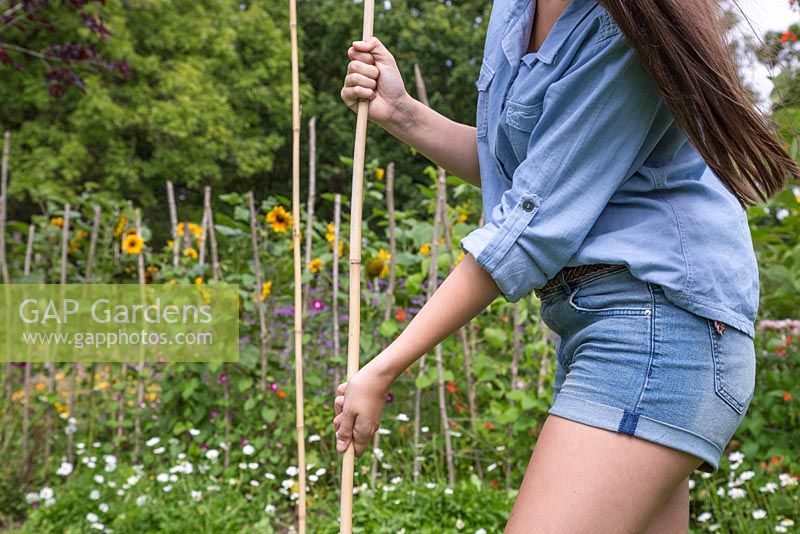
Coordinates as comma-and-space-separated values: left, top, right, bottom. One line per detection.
522, 200, 534, 212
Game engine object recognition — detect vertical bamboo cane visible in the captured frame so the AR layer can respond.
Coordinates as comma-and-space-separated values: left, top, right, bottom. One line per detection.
302, 116, 317, 316
0, 130, 10, 284
133, 209, 146, 462
247, 193, 270, 403
204, 187, 221, 281
166, 181, 180, 268
198, 201, 208, 267
412, 179, 443, 483
289, 0, 307, 527
331, 194, 342, 395
370, 162, 396, 486
23, 224, 34, 277
85, 205, 101, 280
339, 1, 375, 530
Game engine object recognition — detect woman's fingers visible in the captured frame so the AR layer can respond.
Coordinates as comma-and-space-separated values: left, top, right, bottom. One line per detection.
346, 59, 379, 79
334, 394, 344, 416
337, 381, 347, 394
347, 47, 375, 65
345, 72, 377, 90
336, 410, 355, 452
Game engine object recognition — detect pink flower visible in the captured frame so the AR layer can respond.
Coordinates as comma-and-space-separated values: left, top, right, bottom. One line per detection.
312, 298, 324, 311
219, 373, 228, 384
270, 382, 279, 392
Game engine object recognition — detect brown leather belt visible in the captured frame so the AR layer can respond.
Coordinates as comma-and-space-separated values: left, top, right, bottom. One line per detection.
533, 263, 626, 299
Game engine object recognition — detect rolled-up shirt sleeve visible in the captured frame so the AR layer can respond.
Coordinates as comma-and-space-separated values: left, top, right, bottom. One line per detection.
460, 29, 670, 302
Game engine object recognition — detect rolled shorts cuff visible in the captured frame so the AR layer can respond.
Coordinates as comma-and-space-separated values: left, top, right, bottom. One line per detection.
548, 392, 722, 473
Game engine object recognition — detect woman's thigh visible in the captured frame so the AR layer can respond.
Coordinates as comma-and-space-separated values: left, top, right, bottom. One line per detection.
504, 414, 702, 534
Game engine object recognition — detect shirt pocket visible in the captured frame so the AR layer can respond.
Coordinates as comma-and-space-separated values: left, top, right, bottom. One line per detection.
475, 62, 496, 139
501, 99, 543, 162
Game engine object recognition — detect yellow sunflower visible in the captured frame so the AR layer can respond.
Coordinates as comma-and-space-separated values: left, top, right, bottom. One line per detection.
325, 222, 336, 244
419, 243, 431, 256
307, 258, 323, 273
366, 248, 391, 279
194, 276, 203, 286
50, 216, 64, 228
456, 212, 468, 224
259, 280, 272, 301
122, 233, 144, 255
113, 216, 127, 237
375, 167, 385, 181
184, 247, 198, 260
266, 206, 292, 233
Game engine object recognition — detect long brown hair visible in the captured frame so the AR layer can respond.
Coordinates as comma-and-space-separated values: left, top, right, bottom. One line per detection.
598, 0, 800, 207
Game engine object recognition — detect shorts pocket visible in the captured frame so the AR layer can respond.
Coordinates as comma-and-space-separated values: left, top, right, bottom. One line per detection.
566, 267, 653, 316
708, 320, 756, 414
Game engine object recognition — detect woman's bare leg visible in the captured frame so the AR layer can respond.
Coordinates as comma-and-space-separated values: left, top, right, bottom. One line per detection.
643, 477, 690, 534
504, 414, 703, 533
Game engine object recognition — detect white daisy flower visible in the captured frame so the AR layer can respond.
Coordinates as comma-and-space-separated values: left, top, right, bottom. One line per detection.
752, 509, 767, 519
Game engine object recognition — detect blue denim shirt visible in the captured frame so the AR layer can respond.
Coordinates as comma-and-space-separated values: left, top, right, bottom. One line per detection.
458, 0, 760, 337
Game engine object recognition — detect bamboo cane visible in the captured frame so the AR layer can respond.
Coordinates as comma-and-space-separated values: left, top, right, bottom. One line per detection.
132, 209, 146, 462
0, 130, 10, 284
23, 223, 34, 277
166, 181, 180, 268
302, 116, 317, 316
198, 201, 208, 267
247, 192, 270, 405
370, 162, 396, 486
289, 0, 307, 526
85, 204, 101, 280
204, 187, 221, 281
412, 181, 444, 482
331, 194, 342, 395
339, 1, 375, 530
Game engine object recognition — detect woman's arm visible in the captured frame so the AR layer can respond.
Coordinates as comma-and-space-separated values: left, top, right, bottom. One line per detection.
342, 37, 482, 188
382, 93, 482, 189
366, 251, 500, 382
333, 252, 500, 455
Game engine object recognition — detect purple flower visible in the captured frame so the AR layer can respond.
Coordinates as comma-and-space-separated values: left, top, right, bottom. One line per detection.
219, 373, 228, 384
199, 442, 209, 451
240, 438, 248, 446
209, 409, 218, 420
270, 382, 279, 392
386, 392, 394, 404
311, 298, 324, 311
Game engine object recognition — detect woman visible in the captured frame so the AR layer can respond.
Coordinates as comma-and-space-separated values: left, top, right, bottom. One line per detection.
334, 0, 799, 531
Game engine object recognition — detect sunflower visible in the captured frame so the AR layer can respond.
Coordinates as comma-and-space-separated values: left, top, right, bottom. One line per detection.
266, 206, 292, 233
419, 242, 431, 256
194, 276, 203, 286
307, 258, 323, 273
456, 212, 469, 224
122, 233, 144, 255
259, 280, 272, 301
184, 247, 198, 260
375, 167, 385, 181
366, 248, 391, 279
325, 222, 336, 244
50, 216, 64, 228
113, 216, 127, 237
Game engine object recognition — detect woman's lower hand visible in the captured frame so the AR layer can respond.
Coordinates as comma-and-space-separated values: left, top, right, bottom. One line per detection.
332, 364, 393, 456
340, 36, 413, 127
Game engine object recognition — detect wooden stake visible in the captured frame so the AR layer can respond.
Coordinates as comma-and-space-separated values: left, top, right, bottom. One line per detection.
204, 187, 221, 281
340, 1, 375, 530
23, 223, 34, 277
370, 162, 396, 486
289, 0, 307, 527
166, 181, 180, 268
331, 194, 342, 395
303, 116, 317, 315
85, 205, 101, 280
0, 131, 10, 284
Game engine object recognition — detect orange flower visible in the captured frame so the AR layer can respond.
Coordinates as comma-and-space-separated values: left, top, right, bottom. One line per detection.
770, 455, 784, 464
501, 314, 509, 323
484, 421, 495, 430
783, 392, 793, 402
395, 307, 407, 321
446, 381, 456, 393
781, 30, 798, 43
277, 390, 287, 400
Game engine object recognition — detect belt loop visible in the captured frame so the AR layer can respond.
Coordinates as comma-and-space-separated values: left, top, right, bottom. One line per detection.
557, 269, 571, 294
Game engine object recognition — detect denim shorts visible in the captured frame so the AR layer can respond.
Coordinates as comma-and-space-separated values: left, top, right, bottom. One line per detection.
538, 264, 756, 473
